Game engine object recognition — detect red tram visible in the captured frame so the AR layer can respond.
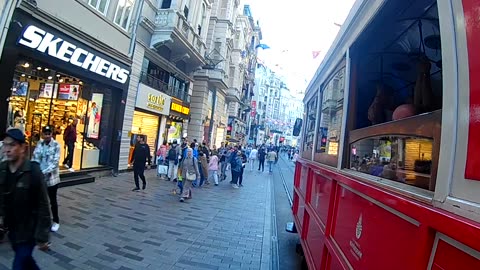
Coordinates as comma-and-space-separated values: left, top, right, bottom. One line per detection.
291, 0, 480, 269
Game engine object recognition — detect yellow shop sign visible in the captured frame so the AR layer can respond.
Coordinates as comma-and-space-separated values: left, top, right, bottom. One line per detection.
171, 102, 190, 115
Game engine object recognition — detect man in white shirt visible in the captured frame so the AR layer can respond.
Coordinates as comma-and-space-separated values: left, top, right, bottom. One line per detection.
249, 146, 258, 171
32, 126, 61, 232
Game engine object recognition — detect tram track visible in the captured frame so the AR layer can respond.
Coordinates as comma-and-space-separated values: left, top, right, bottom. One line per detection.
278, 155, 294, 207
270, 154, 302, 270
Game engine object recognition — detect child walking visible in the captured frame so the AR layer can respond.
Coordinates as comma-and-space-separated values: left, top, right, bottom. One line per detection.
208, 154, 219, 186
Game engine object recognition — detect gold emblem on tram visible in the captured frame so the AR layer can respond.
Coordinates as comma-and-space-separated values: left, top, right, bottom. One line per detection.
356, 214, 363, 240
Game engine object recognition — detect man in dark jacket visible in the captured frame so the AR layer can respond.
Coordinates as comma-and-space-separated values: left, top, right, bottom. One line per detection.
258, 147, 266, 172
62, 118, 77, 172
129, 135, 151, 191
0, 128, 51, 269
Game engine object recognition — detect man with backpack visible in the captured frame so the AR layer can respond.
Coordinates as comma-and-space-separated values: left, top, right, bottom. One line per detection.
0, 128, 51, 269
167, 139, 181, 182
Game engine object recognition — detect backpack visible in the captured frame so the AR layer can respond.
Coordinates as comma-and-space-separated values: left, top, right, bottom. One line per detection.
168, 148, 177, 161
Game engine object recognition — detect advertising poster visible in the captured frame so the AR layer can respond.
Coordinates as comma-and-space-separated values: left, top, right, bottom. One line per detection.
87, 93, 103, 139
58, 84, 80, 100
167, 122, 182, 142
39, 83, 57, 98
11, 80, 28, 96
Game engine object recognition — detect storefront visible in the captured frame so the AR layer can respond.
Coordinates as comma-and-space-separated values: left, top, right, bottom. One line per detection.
130, 83, 171, 163
167, 98, 189, 143
0, 10, 130, 171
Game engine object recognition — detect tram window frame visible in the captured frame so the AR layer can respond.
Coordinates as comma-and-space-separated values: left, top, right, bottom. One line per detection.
313, 63, 346, 167
301, 92, 318, 159
342, 1, 442, 192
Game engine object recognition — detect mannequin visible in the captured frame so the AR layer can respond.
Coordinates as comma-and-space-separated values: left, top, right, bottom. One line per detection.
13, 107, 26, 133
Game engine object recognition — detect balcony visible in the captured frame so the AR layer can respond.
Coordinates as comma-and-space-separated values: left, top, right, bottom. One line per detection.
140, 72, 190, 103
151, 9, 207, 73
193, 68, 228, 91
226, 88, 242, 103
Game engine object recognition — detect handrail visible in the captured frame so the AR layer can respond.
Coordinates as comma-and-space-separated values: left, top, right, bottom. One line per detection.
139, 72, 190, 103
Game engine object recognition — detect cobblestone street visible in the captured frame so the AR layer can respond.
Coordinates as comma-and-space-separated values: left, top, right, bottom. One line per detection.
0, 168, 274, 270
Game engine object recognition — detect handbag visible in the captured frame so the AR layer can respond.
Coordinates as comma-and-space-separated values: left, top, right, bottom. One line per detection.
186, 171, 196, 181
157, 165, 168, 175
186, 158, 197, 181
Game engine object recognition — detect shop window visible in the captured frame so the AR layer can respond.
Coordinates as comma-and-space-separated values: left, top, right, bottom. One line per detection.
130, 111, 160, 164
314, 66, 345, 167
88, 0, 110, 15
346, 0, 442, 191
114, 0, 135, 30
9, 58, 118, 171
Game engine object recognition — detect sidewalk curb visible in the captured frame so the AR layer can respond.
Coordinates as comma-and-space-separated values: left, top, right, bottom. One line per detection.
261, 174, 273, 270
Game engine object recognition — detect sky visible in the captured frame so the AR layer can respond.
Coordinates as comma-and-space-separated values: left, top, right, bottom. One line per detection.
242, 0, 356, 95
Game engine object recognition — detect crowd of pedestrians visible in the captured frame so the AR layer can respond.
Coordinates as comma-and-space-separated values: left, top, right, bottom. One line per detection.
0, 126, 288, 269
148, 138, 283, 200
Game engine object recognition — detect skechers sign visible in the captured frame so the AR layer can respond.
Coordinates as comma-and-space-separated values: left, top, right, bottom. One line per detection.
18, 25, 130, 84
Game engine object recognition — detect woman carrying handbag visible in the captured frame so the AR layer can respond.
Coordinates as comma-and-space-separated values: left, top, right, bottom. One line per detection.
180, 148, 199, 202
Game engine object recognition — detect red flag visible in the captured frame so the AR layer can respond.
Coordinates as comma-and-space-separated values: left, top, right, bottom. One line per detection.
312, 51, 321, 59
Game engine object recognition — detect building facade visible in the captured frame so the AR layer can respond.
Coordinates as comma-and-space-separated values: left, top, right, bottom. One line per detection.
118, 0, 211, 170
0, 0, 135, 173
187, 2, 261, 147
225, 4, 260, 145
187, 0, 234, 146
251, 63, 304, 146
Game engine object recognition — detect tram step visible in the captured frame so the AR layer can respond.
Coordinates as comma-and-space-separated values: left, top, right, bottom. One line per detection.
285, 222, 298, 233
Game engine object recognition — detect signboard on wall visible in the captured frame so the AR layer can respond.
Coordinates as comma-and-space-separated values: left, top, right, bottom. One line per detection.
58, 84, 80, 100
39, 83, 57, 98
87, 93, 103, 139
171, 102, 190, 115
135, 83, 172, 116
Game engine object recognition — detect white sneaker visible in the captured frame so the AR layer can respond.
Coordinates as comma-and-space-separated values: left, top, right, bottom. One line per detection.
68, 168, 75, 172
51, 222, 60, 232
232, 184, 239, 189
63, 164, 70, 169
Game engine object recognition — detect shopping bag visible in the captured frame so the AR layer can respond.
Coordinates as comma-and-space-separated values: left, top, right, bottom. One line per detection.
157, 165, 168, 175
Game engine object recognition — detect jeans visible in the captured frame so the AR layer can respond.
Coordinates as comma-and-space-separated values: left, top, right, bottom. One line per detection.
12, 242, 39, 270
133, 164, 146, 189
220, 161, 228, 180
47, 184, 59, 223
268, 160, 274, 172
239, 167, 244, 185
199, 164, 205, 186
63, 141, 74, 168
168, 160, 179, 180
249, 159, 256, 171
208, 170, 219, 185
258, 159, 265, 171
231, 170, 240, 185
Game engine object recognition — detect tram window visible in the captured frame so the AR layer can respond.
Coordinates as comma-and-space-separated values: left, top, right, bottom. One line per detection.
350, 136, 433, 190
346, 0, 442, 191
314, 67, 345, 166
302, 93, 318, 155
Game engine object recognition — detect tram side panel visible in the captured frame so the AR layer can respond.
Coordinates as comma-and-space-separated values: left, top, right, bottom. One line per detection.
293, 159, 480, 270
